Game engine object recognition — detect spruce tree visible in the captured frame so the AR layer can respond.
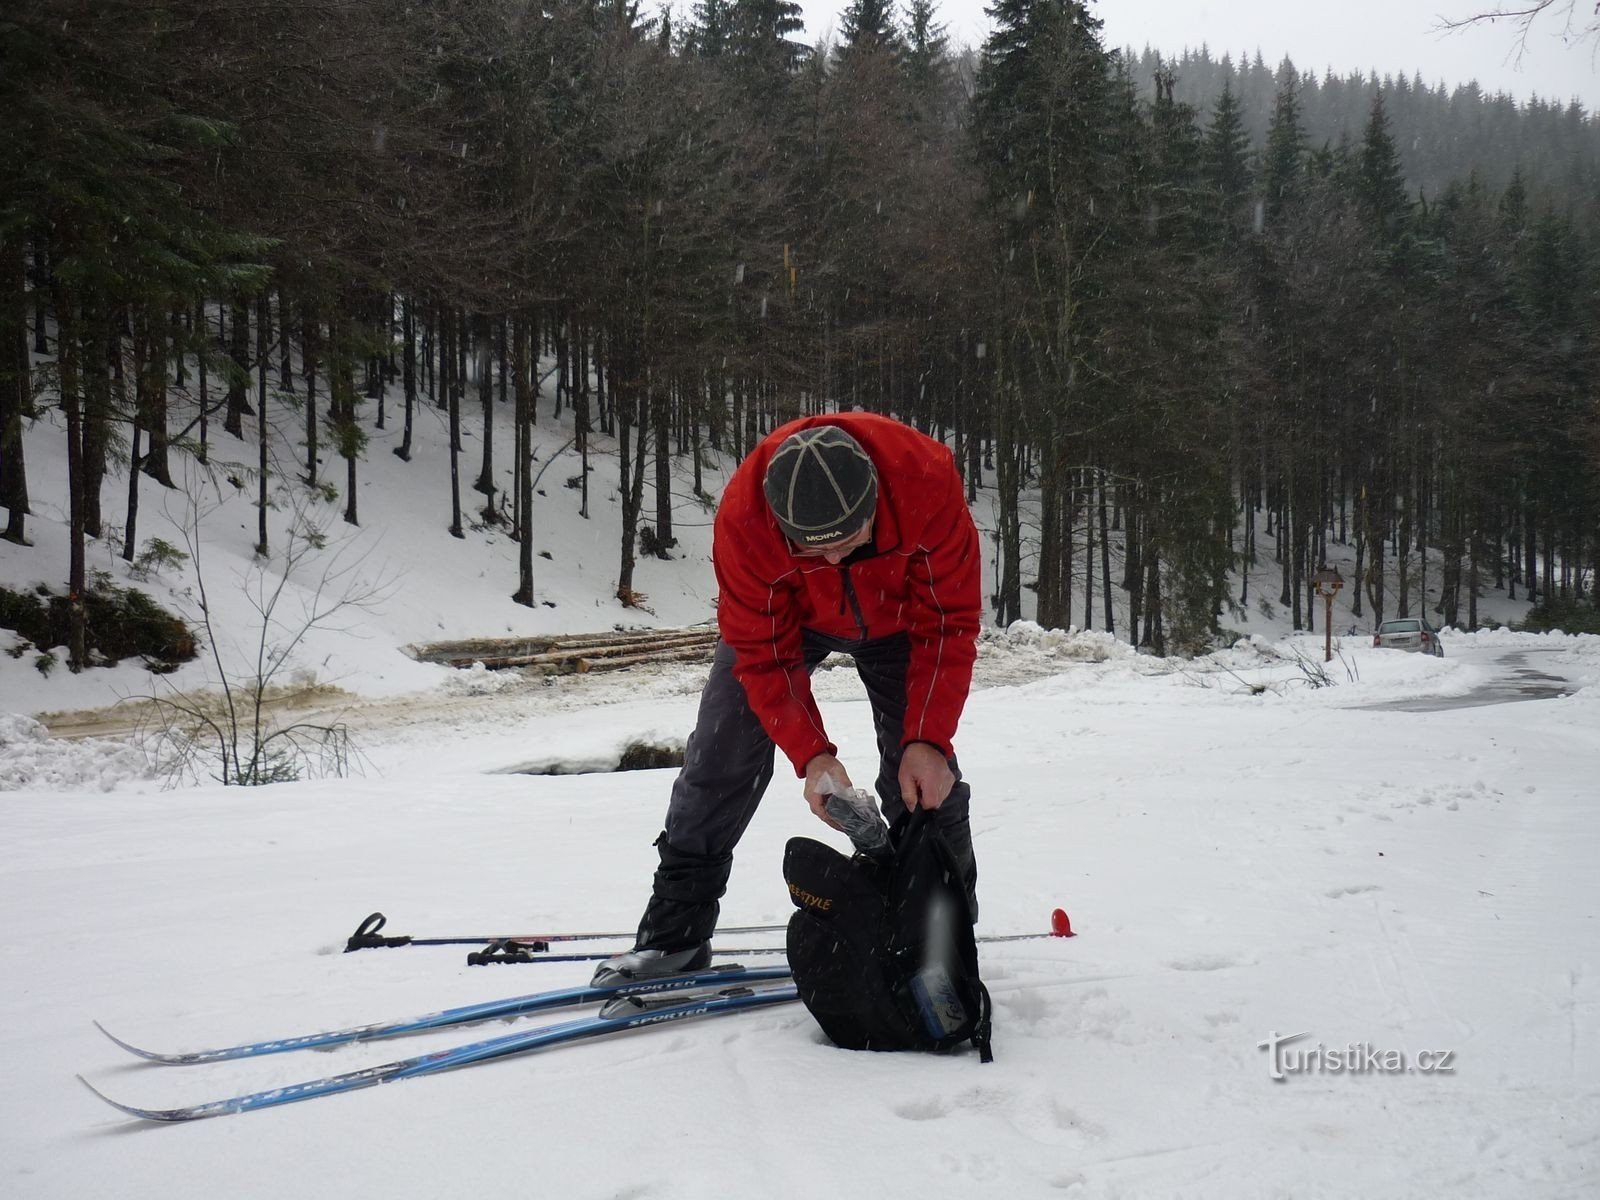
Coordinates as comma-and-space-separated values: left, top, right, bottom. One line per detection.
728, 0, 809, 78
903, 0, 951, 103
973, 0, 1126, 630
1201, 78, 1253, 237
1262, 71, 1306, 223
688, 0, 734, 57
1358, 91, 1410, 235
838, 0, 902, 58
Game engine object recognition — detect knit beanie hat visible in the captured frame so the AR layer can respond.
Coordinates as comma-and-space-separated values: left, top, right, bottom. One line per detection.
763, 425, 879, 546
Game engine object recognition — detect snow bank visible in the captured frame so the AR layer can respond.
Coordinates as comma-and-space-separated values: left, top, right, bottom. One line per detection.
0, 713, 153, 793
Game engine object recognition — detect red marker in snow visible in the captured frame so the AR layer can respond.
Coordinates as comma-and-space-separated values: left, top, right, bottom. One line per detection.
1051, 907, 1075, 937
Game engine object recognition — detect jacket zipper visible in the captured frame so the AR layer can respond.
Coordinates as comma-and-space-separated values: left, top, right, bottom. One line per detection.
838, 567, 869, 640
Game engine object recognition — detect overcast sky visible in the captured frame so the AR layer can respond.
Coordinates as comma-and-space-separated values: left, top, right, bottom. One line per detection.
790, 0, 1600, 108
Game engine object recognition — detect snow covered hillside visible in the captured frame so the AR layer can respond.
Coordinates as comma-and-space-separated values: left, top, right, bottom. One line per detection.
1, 325, 1545, 730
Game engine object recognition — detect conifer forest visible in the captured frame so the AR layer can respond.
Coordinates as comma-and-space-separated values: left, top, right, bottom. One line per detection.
2, 0, 1597, 667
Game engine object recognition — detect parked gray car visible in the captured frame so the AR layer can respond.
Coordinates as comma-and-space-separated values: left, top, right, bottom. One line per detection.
1373, 617, 1445, 657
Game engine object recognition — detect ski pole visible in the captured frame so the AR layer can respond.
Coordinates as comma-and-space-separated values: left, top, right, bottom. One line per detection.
343, 911, 788, 953
466, 941, 788, 966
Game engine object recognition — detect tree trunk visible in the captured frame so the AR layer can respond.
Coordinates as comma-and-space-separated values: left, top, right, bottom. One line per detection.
1524, 504, 1537, 605
122, 414, 142, 563
992, 337, 1021, 626
0, 234, 29, 543
512, 314, 535, 606
256, 292, 270, 556
1061, 471, 1074, 630
1468, 525, 1480, 630
1370, 516, 1386, 627
553, 316, 568, 418
1126, 504, 1143, 647
277, 284, 294, 394
1036, 452, 1062, 629
1098, 475, 1114, 634
1083, 468, 1096, 631
1144, 551, 1164, 654
54, 274, 89, 671
330, 312, 359, 526
396, 296, 414, 461
303, 309, 319, 484
122, 307, 153, 562
1397, 484, 1411, 617
372, 295, 387, 430
1352, 529, 1366, 620
30, 238, 49, 355
616, 336, 650, 601
474, 313, 496, 510
142, 301, 173, 487
170, 308, 186, 389
196, 300, 210, 464
447, 309, 464, 539
225, 296, 250, 437
80, 291, 111, 539
575, 316, 590, 520
653, 386, 673, 552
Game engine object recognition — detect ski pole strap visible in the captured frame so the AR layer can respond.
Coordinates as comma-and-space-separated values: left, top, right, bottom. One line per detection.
466, 939, 553, 966
344, 912, 415, 952
973, 983, 994, 1064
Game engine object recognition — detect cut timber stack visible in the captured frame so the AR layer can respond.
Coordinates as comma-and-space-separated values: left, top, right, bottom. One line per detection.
409, 627, 719, 675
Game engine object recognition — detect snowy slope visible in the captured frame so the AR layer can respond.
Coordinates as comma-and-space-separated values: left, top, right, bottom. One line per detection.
2, 383, 733, 719
2, 324, 1541, 726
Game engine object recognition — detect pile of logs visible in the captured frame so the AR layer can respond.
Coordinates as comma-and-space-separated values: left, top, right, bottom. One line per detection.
409, 627, 719, 675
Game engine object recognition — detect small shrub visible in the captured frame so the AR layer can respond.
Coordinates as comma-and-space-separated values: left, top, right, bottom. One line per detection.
638, 524, 676, 560
0, 583, 198, 671
295, 522, 330, 551
0, 587, 49, 648
130, 537, 190, 581
35, 651, 57, 676
1519, 599, 1600, 636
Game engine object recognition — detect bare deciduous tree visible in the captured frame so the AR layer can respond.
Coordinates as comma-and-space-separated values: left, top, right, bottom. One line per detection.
136, 476, 393, 786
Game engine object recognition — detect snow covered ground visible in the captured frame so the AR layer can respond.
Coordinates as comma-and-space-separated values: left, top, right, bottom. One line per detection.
2, 629, 1597, 1198
5, 336, 1599, 1196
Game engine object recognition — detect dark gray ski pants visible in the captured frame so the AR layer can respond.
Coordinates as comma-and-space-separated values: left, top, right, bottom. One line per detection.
635, 631, 975, 951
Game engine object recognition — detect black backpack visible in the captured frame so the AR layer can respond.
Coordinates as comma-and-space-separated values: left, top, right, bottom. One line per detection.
783, 810, 993, 1062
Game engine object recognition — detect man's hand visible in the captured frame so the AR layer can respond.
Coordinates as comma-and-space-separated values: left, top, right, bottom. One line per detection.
899, 742, 954, 811
803, 753, 852, 829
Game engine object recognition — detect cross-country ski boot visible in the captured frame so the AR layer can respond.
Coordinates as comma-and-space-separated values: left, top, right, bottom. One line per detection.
591, 834, 730, 987
590, 942, 712, 987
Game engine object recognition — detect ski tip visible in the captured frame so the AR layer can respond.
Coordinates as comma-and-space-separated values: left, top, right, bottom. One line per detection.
78, 1074, 151, 1120
93, 1020, 153, 1060
94, 1020, 194, 1064
1050, 908, 1076, 938
78, 1074, 211, 1123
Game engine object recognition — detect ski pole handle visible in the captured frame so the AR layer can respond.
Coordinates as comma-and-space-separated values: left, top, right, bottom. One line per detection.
344, 912, 414, 952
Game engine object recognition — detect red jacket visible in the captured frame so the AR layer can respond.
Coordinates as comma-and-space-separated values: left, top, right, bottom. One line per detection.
712, 412, 981, 776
